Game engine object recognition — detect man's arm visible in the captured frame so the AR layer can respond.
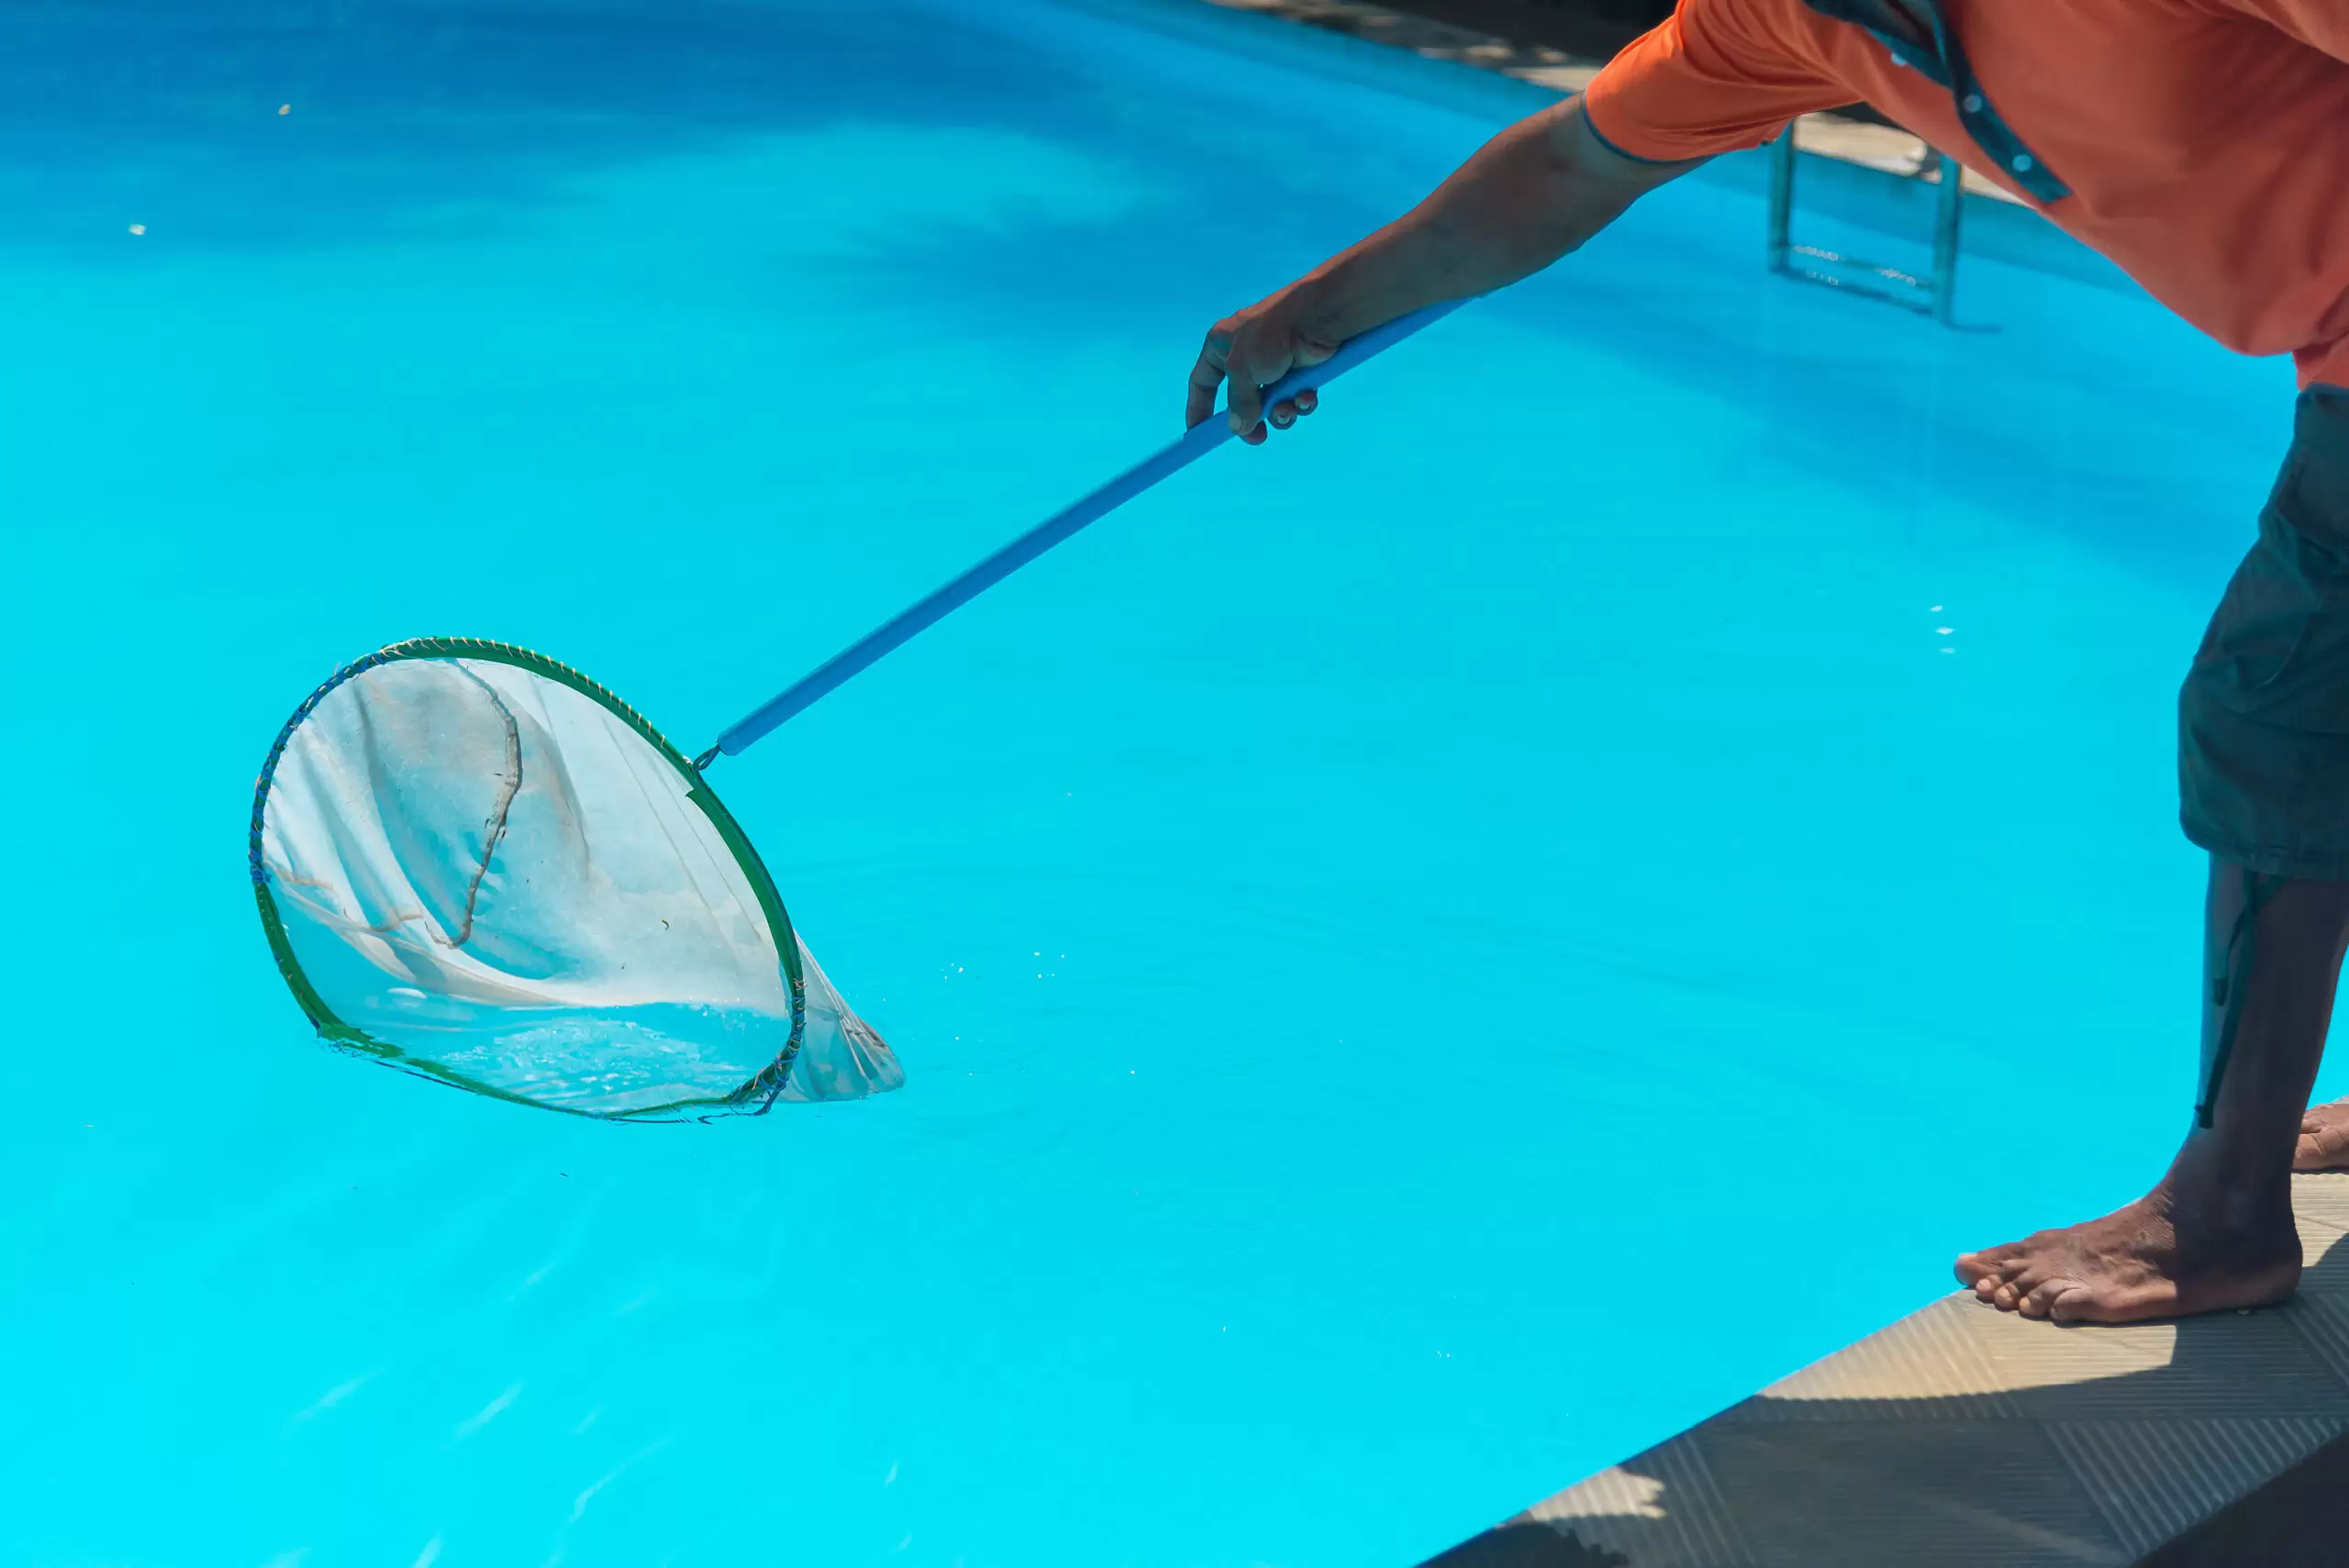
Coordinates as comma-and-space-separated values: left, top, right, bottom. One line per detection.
1186, 97, 1702, 442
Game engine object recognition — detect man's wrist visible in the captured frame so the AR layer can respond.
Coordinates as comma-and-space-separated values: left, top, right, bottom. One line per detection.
1287, 268, 1385, 350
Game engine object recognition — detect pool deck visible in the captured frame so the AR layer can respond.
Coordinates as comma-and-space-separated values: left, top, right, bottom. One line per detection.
1419, 1177, 2349, 1565
1184, 2, 2349, 1562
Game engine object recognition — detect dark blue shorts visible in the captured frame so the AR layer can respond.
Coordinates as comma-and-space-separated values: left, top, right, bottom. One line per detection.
2181, 386, 2349, 877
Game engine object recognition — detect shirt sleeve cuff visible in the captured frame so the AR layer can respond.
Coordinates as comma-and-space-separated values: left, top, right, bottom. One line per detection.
1576, 94, 1695, 166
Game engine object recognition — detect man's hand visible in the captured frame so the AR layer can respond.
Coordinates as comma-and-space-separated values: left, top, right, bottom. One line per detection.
1186, 290, 1340, 445
1181, 102, 1702, 450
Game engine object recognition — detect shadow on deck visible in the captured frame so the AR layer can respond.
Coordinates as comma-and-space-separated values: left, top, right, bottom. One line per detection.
1424, 1174, 2349, 1566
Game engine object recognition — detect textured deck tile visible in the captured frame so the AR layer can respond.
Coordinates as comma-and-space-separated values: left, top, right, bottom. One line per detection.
1425, 1175, 2349, 1567
2045, 1418, 2346, 1558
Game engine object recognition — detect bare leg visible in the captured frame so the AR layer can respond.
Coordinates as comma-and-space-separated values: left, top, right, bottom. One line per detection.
1952, 858, 2349, 1324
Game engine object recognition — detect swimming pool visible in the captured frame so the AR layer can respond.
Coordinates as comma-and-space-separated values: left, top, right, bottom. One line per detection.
0, 1, 2316, 1562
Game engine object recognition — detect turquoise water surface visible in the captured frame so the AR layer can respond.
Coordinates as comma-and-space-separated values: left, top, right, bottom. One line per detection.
0, 2, 2318, 1564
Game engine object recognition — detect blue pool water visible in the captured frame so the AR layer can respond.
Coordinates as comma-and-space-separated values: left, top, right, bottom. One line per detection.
0, 2, 2323, 1563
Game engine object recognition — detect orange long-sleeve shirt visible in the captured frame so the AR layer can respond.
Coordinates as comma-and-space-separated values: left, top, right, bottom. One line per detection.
1583, 0, 2349, 388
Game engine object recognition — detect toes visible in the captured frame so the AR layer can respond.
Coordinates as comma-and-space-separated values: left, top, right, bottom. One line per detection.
2003, 1255, 2054, 1295
2296, 1119, 2349, 1171
2297, 1099, 2349, 1167
1954, 1245, 2024, 1286
2020, 1278, 2073, 1319
1957, 1237, 2078, 1315
2044, 1284, 2101, 1324
2048, 1279, 2176, 1326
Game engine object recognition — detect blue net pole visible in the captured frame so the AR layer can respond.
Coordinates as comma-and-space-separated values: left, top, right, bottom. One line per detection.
706, 299, 1467, 762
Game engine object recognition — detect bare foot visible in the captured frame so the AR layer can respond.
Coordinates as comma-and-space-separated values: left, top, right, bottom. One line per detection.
1953, 1178, 2300, 1325
2298, 1097, 2349, 1171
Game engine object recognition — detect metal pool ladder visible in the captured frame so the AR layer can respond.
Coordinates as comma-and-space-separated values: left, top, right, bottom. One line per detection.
1766, 128, 1965, 325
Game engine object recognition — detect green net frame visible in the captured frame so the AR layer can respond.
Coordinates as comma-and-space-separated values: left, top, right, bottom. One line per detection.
249, 637, 809, 1121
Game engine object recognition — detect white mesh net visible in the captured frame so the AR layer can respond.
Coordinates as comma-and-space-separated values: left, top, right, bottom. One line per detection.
255, 649, 902, 1118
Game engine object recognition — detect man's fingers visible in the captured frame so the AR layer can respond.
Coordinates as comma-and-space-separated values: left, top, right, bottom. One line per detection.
1191, 309, 1332, 439
1224, 318, 1295, 436
1266, 387, 1321, 432
1186, 328, 1232, 430
1225, 362, 1266, 435
1185, 360, 1225, 429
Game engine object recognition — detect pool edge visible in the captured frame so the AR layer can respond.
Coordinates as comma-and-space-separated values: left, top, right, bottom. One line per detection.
1417, 1173, 2349, 1567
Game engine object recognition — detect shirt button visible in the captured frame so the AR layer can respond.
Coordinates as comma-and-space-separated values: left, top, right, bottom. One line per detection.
2011, 153, 2034, 172
1962, 93, 1984, 112
1889, 51, 1906, 65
